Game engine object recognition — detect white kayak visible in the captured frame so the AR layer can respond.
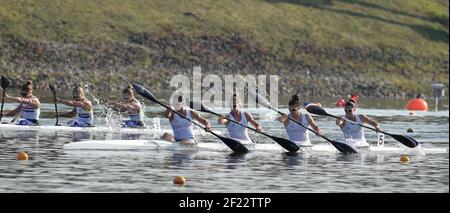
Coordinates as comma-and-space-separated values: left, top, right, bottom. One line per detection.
0, 123, 221, 135
63, 139, 449, 155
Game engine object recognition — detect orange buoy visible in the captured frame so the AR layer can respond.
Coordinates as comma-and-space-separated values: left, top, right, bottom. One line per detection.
17, 151, 28, 161
406, 98, 428, 111
400, 155, 410, 162
173, 176, 186, 185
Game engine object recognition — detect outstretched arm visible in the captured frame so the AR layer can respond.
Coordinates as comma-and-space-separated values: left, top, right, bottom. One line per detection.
164, 108, 173, 121
57, 98, 90, 109
277, 113, 288, 123
107, 102, 127, 112
360, 114, 380, 131
307, 114, 321, 135
191, 111, 211, 131
59, 108, 76, 118
245, 112, 262, 132
336, 116, 345, 128
217, 115, 229, 125
5, 93, 40, 108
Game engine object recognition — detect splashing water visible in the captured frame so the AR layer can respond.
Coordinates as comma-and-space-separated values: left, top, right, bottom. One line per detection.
84, 83, 123, 129
105, 108, 122, 131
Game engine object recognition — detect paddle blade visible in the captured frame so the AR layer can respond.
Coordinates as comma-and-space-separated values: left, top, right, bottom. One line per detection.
390, 134, 419, 148
217, 135, 249, 154
48, 84, 56, 95
132, 83, 158, 103
305, 104, 330, 116
248, 90, 271, 109
1, 76, 9, 90
330, 141, 358, 154
270, 136, 300, 152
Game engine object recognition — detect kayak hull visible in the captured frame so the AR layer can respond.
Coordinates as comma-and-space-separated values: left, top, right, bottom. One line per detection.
63, 139, 448, 155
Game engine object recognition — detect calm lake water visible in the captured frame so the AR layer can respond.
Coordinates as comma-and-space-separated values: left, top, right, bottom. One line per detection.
0, 101, 448, 193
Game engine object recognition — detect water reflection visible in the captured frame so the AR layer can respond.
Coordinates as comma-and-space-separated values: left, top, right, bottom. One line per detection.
167, 150, 198, 166
281, 152, 304, 167
226, 152, 247, 169
71, 131, 93, 141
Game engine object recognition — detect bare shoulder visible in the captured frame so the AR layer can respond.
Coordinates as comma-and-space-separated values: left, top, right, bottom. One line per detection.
305, 113, 313, 119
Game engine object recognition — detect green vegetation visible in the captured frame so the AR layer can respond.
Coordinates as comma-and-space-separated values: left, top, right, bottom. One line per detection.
0, 0, 448, 98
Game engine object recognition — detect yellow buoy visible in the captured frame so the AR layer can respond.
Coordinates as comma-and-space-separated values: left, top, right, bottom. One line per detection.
400, 155, 410, 162
173, 176, 186, 185
17, 151, 28, 161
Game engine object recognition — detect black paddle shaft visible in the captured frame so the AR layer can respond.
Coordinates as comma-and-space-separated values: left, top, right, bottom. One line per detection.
161, 102, 249, 153
202, 108, 260, 132
326, 112, 394, 138
271, 106, 330, 142
306, 105, 419, 148
270, 106, 357, 154
49, 84, 59, 126
0, 89, 5, 122
132, 84, 249, 153
205, 108, 285, 139
0, 77, 9, 122
198, 105, 300, 152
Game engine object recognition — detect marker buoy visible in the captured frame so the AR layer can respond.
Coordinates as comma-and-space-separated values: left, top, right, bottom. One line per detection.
173, 176, 186, 185
400, 155, 410, 162
406, 128, 414, 133
17, 151, 28, 161
406, 99, 428, 111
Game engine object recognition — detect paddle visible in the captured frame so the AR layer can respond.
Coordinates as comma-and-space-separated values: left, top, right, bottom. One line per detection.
305, 104, 419, 148
132, 83, 249, 154
48, 84, 61, 126
249, 91, 358, 154
0, 76, 10, 122
190, 101, 300, 153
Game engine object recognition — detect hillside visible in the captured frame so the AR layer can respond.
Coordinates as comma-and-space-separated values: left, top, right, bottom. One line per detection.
0, 0, 448, 99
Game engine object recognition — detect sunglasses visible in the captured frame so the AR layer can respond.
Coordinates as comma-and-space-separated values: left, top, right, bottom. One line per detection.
20, 92, 28, 96
289, 107, 299, 111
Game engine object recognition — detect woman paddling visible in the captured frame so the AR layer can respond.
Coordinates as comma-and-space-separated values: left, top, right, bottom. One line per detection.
3, 81, 40, 125
217, 93, 261, 143
55, 82, 94, 127
160, 93, 211, 144
108, 85, 145, 128
278, 95, 321, 146
336, 100, 380, 147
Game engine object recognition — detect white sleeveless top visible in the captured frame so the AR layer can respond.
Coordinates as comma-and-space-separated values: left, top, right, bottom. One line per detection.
128, 100, 144, 122
76, 105, 93, 125
341, 114, 368, 146
170, 108, 195, 141
21, 102, 40, 121
285, 112, 310, 145
226, 111, 251, 141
